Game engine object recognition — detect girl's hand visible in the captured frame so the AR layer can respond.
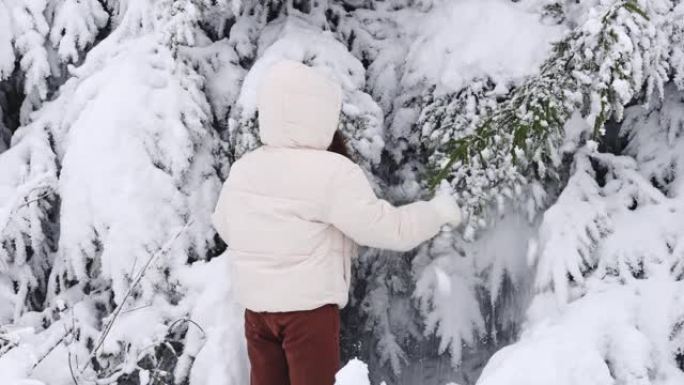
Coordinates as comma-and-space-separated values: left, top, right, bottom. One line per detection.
429, 180, 462, 227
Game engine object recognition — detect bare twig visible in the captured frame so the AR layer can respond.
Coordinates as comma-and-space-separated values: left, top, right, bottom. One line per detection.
68, 351, 80, 385
18, 190, 54, 209
121, 303, 153, 314
30, 327, 71, 370
167, 317, 206, 338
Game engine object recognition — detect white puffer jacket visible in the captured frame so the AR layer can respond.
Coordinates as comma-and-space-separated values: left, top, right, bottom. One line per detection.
211, 60, 459, 312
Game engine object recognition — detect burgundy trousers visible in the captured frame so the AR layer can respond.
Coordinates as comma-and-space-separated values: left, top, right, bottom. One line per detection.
244, 304, 341, 385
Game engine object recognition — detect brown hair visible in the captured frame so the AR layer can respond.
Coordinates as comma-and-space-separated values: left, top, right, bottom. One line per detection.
327, 130, 352, 159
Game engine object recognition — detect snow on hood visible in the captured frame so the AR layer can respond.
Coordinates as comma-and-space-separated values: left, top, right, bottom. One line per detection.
256, 59, 342, 150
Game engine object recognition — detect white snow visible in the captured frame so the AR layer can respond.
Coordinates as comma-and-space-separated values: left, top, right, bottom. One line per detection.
335, 358, 372, 385
176, 256, 249, 385
478, 278, 684, 385
401, 0, 565, 96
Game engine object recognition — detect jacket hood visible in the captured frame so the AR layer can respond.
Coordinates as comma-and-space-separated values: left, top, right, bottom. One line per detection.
257, 60, 342, 150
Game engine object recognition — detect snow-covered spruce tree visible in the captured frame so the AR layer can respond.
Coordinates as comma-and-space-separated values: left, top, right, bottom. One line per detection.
0, 1, 249, 383
479, 4, 684, 375
0, 0, 108, 322
407, 0, 673, 381
0, 119, 59, 324
438, 1, 683, 384
0, 0, 109, 127
0, 0, 111, 325
477, 82, 684, 385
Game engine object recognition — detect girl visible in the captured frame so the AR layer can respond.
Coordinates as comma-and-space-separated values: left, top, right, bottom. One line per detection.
211, 59, 461, 385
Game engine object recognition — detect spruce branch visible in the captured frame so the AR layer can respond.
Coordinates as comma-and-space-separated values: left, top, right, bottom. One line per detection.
425, 0, 665, 235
